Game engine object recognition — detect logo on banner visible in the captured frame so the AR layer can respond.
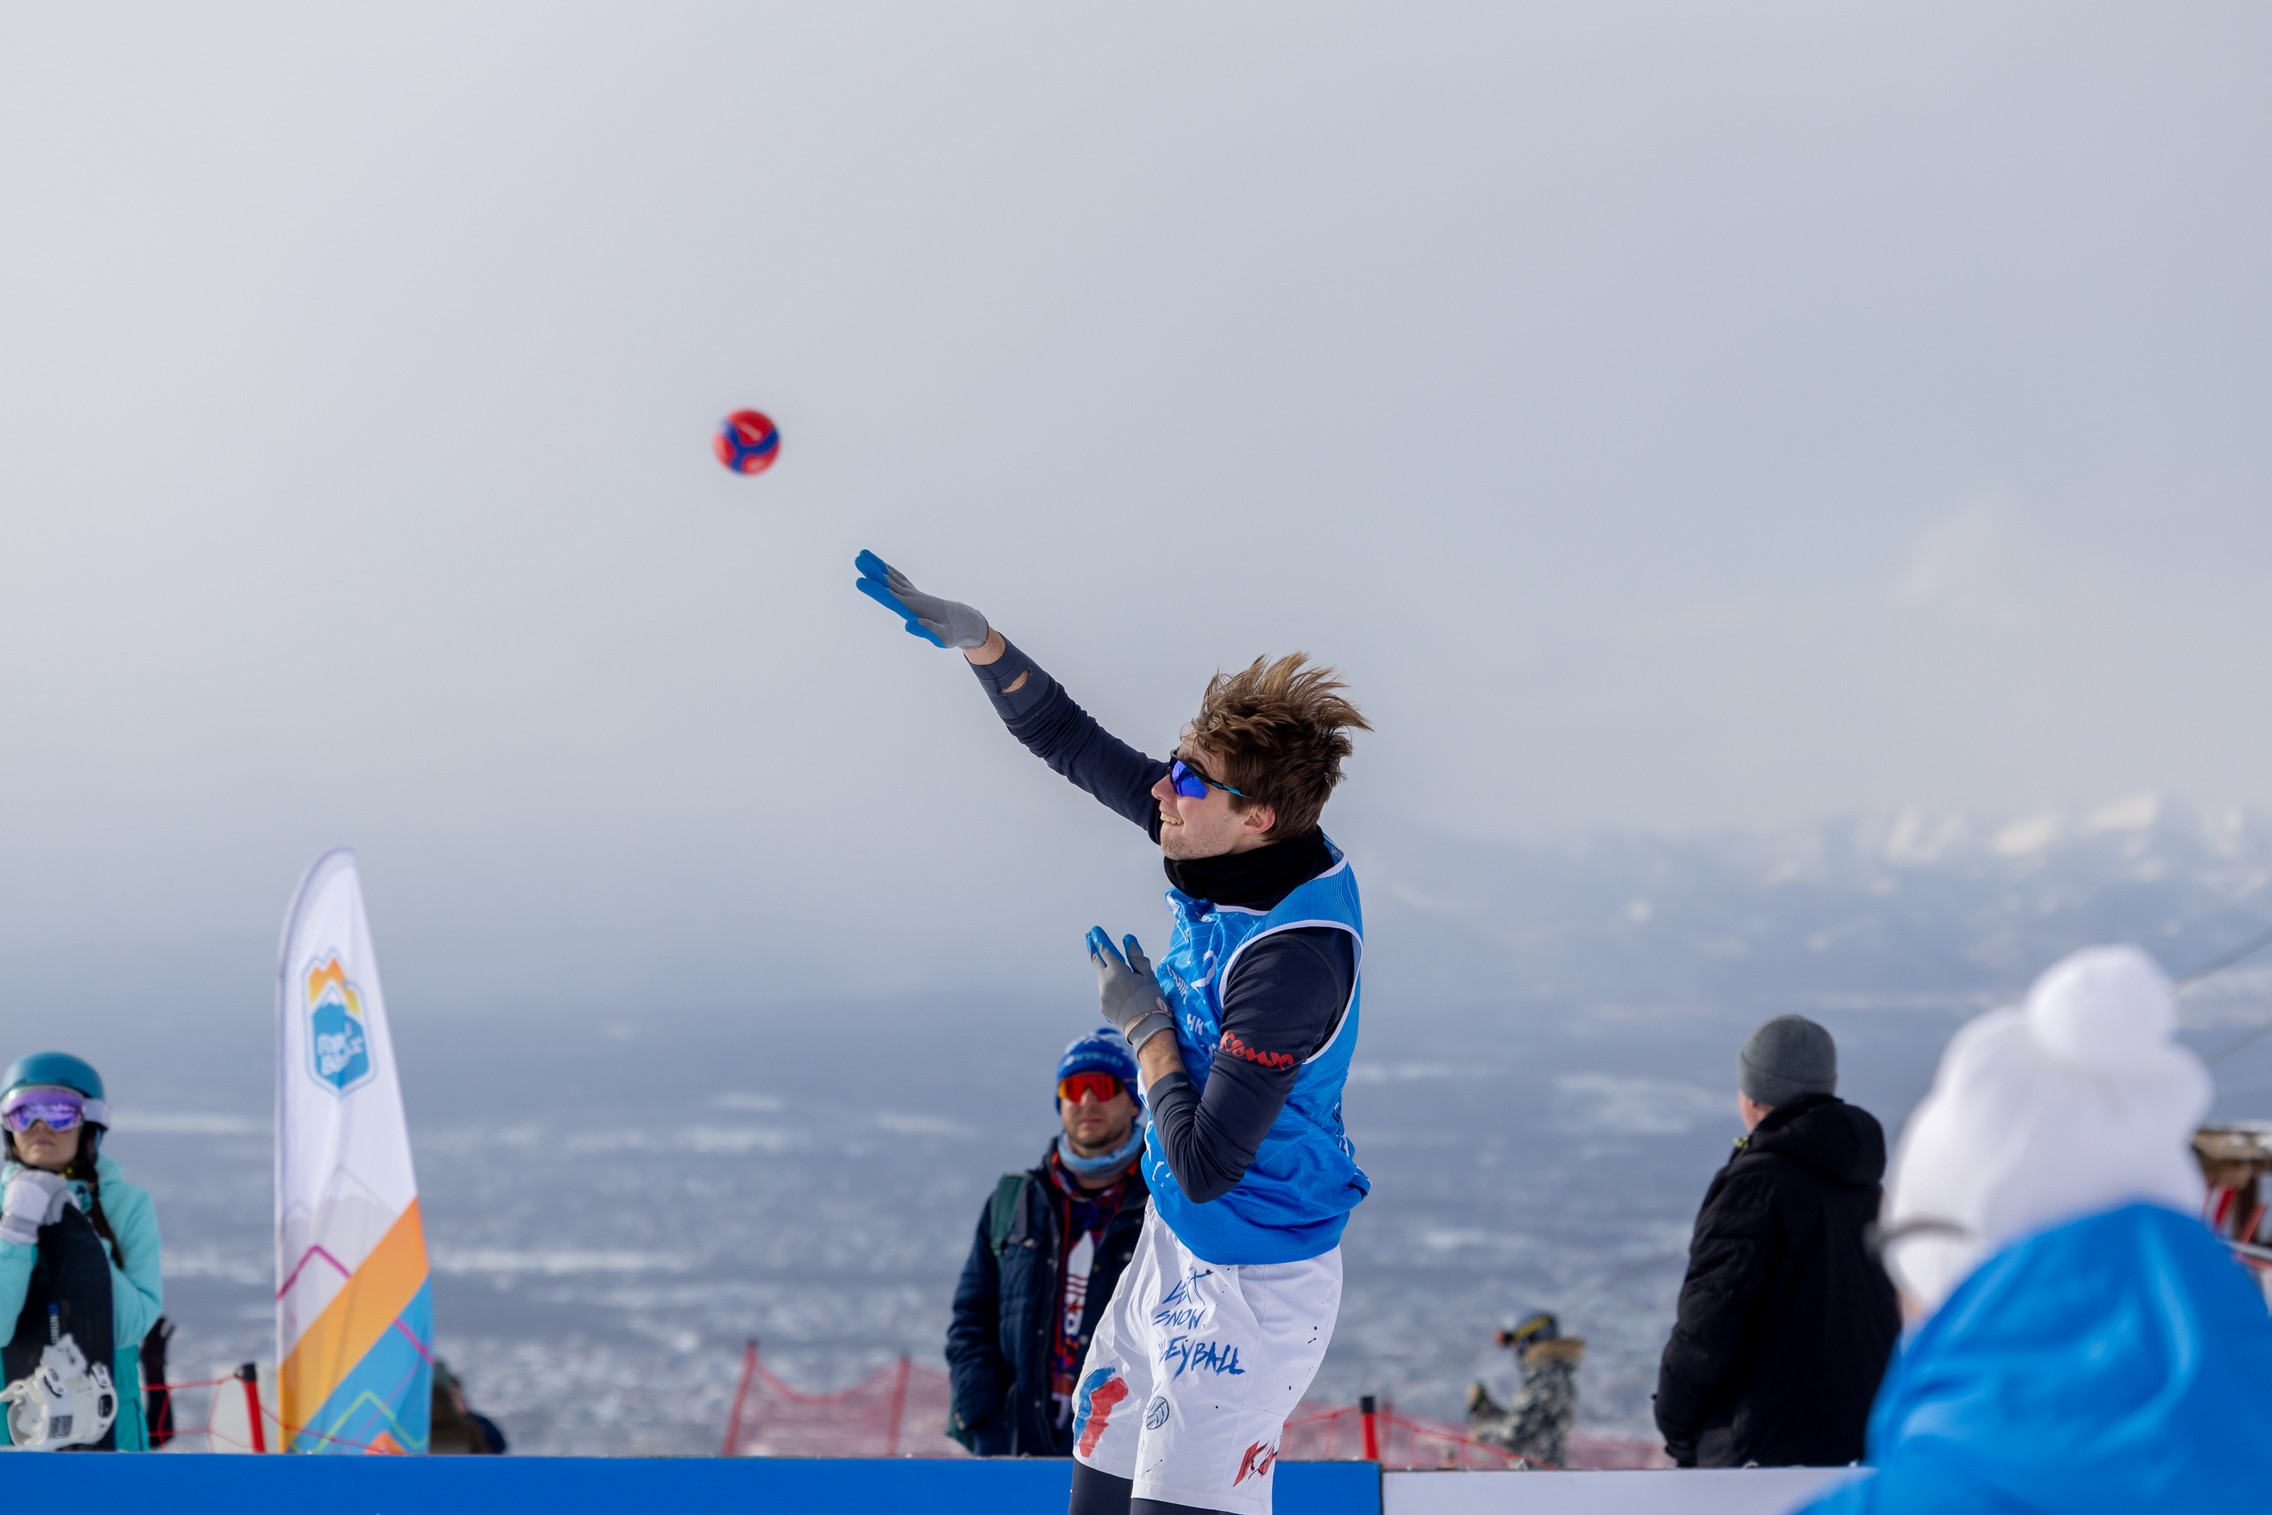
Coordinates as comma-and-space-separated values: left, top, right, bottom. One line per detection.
303, 953, 375, 1095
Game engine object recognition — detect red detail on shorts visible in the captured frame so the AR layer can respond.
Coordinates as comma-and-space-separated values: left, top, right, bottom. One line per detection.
1219, 1030, 1296, 1070
1234, 1439, 1280, 1486
1076, 1375, 1130, 1459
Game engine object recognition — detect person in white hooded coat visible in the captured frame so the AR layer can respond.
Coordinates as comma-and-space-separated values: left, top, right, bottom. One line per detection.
1799, 945, 2272, 1514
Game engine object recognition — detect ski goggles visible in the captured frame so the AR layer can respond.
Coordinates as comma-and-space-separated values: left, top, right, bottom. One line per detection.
1167, 753, 1247, 800
1, 1087, 103, 1135
1057, 1072, 1127, 1105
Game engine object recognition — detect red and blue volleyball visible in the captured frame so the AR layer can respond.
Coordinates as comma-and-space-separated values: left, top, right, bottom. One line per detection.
714, 409, 781, 475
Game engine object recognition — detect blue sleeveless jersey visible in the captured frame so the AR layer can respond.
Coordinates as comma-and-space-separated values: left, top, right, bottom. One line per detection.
1141, 839, 1369, 1265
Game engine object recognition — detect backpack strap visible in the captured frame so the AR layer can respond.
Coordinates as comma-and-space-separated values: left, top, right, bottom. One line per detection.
986, 1172, 1031, 1258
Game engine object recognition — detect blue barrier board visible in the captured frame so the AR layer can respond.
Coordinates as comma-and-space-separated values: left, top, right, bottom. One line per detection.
2, 1453, 1382, 1514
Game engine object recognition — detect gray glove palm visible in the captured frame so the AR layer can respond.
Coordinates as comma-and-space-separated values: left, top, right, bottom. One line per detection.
1087, 927, 1176, 1054
853, 550, 991, 651
0, 1170, 74, 1247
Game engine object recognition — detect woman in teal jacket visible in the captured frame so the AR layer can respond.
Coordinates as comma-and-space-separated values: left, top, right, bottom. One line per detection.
0, 1051, 163, 1450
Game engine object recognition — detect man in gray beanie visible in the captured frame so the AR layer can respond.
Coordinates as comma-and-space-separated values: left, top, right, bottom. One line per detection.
1653, 1015, 1900, 1469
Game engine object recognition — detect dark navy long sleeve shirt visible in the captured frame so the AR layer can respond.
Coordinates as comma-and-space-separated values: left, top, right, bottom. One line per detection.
971, 641, 1355, 1204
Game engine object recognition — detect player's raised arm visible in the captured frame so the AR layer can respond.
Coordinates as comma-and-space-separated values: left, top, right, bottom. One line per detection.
853, 550, 1166, 834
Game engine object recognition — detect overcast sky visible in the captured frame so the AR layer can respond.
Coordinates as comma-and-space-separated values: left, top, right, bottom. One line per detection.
3, 4, 2268, 1015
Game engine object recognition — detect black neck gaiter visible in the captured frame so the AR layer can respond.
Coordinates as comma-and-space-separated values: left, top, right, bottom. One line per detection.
1162, 828, 1333, 912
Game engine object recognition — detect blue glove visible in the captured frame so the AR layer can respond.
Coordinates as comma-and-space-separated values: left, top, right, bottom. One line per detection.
1088, 927, 1176, 1054
854, 550, 991, 650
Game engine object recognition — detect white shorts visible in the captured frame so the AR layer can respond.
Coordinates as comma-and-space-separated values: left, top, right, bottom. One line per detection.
1070, 1207, 1341, 1515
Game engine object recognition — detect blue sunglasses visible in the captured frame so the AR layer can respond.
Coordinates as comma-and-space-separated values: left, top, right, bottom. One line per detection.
1168, 753, 1247, 800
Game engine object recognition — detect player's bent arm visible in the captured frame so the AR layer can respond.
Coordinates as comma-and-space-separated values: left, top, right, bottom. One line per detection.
1135, 1026, 1187, 1095
1143, 932, 1353, 1204
966, 636, 1166, 834
854, 553, 1163, 829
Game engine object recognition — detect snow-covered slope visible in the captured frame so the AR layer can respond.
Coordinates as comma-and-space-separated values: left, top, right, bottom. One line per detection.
1364, 796, 2272, 1013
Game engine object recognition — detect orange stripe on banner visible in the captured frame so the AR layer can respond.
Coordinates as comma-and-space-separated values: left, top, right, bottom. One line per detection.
280, 1200, 429, 1422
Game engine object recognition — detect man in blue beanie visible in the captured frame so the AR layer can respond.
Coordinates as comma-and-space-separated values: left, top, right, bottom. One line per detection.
947, 1029, 1151, 1456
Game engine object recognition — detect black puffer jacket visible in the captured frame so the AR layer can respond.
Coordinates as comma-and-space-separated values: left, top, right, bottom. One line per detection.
1654, 1093, 1900, 1468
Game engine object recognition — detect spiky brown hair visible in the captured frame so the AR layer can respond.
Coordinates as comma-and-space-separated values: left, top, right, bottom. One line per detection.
1186, 653, 1369, 839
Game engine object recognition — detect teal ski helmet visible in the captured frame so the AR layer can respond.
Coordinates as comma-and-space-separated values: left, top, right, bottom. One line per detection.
2, 1052, 111, 1134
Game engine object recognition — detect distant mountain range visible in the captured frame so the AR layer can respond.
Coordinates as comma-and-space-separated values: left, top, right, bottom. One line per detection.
1362, 795, 2272, 1015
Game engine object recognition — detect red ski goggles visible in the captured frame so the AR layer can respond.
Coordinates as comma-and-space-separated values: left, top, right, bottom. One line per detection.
2, 1087, 89, 1135
1057, 1072, 1127, 1106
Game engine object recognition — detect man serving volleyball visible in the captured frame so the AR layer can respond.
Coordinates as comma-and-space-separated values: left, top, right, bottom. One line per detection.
855, 551, 1370, 1515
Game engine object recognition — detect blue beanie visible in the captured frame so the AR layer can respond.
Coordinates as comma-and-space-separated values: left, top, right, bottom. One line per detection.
1055, 1026, 1139, 1107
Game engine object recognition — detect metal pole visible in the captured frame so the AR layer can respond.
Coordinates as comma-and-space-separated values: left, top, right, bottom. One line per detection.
1359, 1394, 1380, 1462
883, 1355, 912, 1457
722, 1339, 760, 1457
237, 1363, 267, 1454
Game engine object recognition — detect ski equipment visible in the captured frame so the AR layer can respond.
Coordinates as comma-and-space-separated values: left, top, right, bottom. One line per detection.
1, 1311, 118, 1450
2, 1204, 118, 1449
1, 1055, 110, 1134
3, 1090, 90, 1136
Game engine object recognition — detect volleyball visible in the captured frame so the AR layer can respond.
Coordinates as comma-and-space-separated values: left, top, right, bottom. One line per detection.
714, 410, 781, 475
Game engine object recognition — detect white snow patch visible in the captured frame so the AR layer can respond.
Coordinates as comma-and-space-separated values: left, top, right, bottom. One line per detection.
1347, 1062, 1497, 1085
1883, 808, 1969, 866
434, 1248, 693, 1277
1989, 813, 2064, 857
676, 1125, 808, 1155
161, 1244, 268, 1285
1554, 1073, 1729, 1136
111, 1111, 267, 1137
561, 1125, 808, 1156
875, 1113, 974, 1138
2084, 793, 2162, 834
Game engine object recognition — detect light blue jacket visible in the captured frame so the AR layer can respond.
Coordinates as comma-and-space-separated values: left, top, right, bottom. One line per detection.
0, 1152, 164, 1450
1800, 1202, 2272, 1515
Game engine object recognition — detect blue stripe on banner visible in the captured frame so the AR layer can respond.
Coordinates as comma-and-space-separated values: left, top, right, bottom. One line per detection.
295, 1280, 434, 1454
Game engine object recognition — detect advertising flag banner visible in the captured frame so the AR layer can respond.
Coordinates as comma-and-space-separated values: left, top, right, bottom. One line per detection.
276, 848, 432, 1454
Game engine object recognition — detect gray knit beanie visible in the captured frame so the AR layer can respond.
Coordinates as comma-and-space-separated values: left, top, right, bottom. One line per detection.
1738, 1014, 1837, 1108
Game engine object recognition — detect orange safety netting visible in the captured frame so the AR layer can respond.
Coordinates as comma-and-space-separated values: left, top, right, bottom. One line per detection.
722, 1343, 968, 1458
1280, 1400, 1668, 1470
720, 1342, 1667, 1468
1282, 1401, 1515, 1470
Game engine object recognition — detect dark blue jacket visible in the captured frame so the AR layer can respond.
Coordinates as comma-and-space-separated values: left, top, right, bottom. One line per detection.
945, 1149, 1147, 1456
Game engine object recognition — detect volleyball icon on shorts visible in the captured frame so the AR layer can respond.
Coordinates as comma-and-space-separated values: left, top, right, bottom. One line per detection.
714, 410, 781, 475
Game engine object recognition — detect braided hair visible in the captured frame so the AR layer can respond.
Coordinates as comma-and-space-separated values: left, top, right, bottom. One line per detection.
4, 1126, 122, 1268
